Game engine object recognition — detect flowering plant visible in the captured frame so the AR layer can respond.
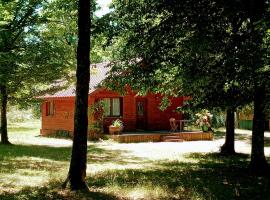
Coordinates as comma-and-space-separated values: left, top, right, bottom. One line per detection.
111, 119, 124, 130
195, 109, 212, 131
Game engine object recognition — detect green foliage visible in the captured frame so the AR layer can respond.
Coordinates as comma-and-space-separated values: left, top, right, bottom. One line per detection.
0, 0, 74, 108
111, 119, 123, 129
211, 111, 226, 128
88, 100, 105, 120
31, 102, 41, 119
239, 104, 254, 116
88, 100, 105, 134
52, 130, 72, 139
88, 121, 103, 134
101, 134, 110, 140
102, 0, 269, 116
159, 96, 171, 111
0, 0, 109, 107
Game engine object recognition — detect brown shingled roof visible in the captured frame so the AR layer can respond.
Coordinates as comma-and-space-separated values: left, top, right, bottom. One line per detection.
41, 62, 110, 98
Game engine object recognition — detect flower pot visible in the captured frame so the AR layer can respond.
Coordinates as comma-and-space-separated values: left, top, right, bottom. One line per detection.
202, 125, 209, 132
109, 125, 122, 135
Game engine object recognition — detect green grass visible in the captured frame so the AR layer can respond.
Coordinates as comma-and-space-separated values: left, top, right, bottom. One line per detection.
0, 121, 269, 199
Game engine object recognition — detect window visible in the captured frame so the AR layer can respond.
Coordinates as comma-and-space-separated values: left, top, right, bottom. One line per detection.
103, 98, 122, 117
45, 101, 54, 116
103, 98, 111, 116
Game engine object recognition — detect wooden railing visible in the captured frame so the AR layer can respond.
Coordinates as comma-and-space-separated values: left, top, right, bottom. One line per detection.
109, 131, 213, 143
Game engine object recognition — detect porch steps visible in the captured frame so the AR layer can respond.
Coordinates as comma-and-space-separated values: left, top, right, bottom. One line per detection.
161, 135, 184, 142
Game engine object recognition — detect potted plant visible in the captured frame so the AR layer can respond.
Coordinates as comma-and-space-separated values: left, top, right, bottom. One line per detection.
195, 109, 212, 132
109, 119, 124, 135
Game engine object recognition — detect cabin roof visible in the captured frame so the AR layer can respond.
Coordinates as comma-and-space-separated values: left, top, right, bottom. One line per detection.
41, 62, 110, 98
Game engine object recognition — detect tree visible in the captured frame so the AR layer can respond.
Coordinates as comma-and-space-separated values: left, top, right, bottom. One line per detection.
43, 0, 108, 64
63, 0, 91, 190
104, 0, 269, 165
0, 85, 8, 144
0, 0, 73, 144
246, 0, 270, 174
104, 0, 252, 155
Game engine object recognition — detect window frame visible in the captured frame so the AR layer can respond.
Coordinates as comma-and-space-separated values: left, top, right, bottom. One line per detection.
103, 97, 123, 117
45, 101, 54, 116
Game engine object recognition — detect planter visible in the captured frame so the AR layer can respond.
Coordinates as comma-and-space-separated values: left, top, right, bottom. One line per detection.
109, 125, 122, 135
201, 125, 209, 132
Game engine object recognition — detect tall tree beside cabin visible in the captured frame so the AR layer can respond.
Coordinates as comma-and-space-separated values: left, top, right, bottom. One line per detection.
247, 0, 269, 174
0, 85, 10, 144
0, 0, 41, 145
63, 0, 91, 190
220, 108, 235, 155
0, 0, 73, 145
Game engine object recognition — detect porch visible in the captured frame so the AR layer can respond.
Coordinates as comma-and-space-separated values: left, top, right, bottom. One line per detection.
108, 131, 213, 143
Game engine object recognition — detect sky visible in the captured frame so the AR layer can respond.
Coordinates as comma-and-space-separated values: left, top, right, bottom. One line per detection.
95, 0, 112, 17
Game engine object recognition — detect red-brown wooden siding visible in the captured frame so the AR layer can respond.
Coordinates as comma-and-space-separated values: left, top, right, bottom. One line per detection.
40, 89, 183, 135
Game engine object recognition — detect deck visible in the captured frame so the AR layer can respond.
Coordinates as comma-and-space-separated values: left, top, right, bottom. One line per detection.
108, 131, 213, 143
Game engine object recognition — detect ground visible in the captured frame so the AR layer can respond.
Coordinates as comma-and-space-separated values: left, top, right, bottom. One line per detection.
0, 121, 269, 200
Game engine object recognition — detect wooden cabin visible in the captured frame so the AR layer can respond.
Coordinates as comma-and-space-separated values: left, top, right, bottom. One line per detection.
40, 63, 184, 136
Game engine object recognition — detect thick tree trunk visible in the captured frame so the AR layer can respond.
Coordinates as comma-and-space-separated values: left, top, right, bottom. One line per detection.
63, 0, 90, 191
247, 0, 269, 174
0, 85, 10, 145
220, 108, 235, 155
249, 85, 269, 174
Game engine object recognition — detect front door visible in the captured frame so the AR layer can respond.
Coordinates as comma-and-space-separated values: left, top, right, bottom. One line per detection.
136, 98, 147, 130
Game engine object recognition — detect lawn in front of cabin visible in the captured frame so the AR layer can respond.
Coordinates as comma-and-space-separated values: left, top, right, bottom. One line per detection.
0, 120, 269, 200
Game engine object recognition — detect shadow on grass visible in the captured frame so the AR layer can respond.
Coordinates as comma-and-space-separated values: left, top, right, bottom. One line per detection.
86, 153, 270, 200
214, 131, 253, 142
184, 152, 250, 166
214, 130, 270, 148
0, 143, 145, 200
0, 144, 71, 161
88, 147, 145, 165
264, 137, 270, 147
0, 143, 143, 199
0, 143, 133, 162
0, 143, 146, 176
0, 181, 124, 200
0, 147, 269, 200
213, 131, 225, 140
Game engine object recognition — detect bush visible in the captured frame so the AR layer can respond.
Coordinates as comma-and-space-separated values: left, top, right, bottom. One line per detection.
50, 130, 72, 139
88, 121, 103, 133
211, 111, 226, 128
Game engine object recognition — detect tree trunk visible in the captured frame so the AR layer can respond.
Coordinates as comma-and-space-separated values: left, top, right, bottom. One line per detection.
0, 85, 10, 145
63, 0, 90, 191
220, 108, 235, 155
249, 84, 269, 174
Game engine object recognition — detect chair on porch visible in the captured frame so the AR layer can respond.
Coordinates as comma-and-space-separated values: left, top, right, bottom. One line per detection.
179, 120, 192, 132
169, 118, 178, 132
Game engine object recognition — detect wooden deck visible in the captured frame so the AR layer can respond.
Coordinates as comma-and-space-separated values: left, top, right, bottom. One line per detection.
108, 131, 213, 143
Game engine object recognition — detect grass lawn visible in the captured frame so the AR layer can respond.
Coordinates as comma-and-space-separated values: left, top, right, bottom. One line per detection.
0, 121, 269, 200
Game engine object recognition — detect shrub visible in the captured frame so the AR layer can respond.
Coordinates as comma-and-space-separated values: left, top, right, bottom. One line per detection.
47, 130, 72, 139
111, 119, 124, 129
211, 111, 226, 128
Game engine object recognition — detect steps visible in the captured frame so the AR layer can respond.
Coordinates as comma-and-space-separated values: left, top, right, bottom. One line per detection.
161, 135, 184, 142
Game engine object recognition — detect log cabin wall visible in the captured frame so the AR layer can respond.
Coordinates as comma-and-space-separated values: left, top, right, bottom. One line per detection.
40, 90, 184, 135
